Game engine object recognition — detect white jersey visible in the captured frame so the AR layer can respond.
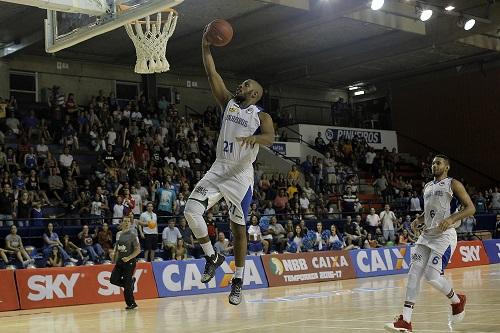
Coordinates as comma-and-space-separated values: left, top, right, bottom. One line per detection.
216, 99, 261, 168
422, 177, 460, 235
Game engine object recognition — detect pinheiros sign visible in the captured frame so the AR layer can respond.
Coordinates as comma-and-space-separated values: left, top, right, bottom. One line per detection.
262, 251, 356, 287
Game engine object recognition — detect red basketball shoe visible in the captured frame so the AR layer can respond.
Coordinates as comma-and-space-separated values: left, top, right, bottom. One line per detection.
450, 294, 466, 323
384, 315, 413, 333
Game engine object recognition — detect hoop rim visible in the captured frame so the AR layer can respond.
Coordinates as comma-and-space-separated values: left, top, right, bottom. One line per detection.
118, 4, 178, 24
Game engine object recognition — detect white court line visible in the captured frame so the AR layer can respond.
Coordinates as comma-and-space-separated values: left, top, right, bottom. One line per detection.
214, 319, 311, 333
290, 325, 494, 333
308, 318, 500, 326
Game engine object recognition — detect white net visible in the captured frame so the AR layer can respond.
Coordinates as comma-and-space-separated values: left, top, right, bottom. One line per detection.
124, 10, 178, 74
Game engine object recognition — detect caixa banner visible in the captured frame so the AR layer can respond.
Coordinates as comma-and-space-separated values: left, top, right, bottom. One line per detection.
350, 245, 411, 278
483, 239, 500, 264
152, 256, 268, 297
15, 263, 158, 309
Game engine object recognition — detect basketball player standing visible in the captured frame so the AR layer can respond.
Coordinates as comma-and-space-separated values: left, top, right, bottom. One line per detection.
385, 155, 475, 332
183, 28, 274, 305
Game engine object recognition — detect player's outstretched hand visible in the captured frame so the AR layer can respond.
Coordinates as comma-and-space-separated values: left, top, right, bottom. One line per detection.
437, 217, 454, 232
202, 25, 211, 46
236, 136, 256, 148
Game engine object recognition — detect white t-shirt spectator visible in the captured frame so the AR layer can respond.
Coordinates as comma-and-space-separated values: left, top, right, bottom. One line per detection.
366, 213, 381, 227
165, 156, 176, 165
365, 151, 376, 165
491, 191, 500, 209
299, 196, 310, 210
113, 203, 125, 224
410, 197, 422, 212
379, 210, 396, 231
178, 159, 190, 169
131, 111, 143, 120
140, 211, 158, 234
143, 118, 153, 127
131, 194, 142, 215
59, 153, 73, 168
247, 225, 262, 241
90, 201, 103, 216
162, 226, 182, 245
36, 143, 49, 158
107, 130, 117, 145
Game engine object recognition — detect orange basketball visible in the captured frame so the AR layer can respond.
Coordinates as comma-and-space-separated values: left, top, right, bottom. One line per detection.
206, 19, 233, 47
148, 220, 157, 229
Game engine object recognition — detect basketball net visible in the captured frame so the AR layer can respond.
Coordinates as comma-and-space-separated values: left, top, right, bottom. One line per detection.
123, 9, 178, 74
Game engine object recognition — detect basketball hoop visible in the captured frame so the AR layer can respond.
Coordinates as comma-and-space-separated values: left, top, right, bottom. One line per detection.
121, 6, 178, 74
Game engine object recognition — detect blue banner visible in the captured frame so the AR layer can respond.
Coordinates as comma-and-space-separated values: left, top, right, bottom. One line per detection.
350, 245, 412, 278
483, 239, 500, 264
152, 256, 268, 297
271, 143, 286, 154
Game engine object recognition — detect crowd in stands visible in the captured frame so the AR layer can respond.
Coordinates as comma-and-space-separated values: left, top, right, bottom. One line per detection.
0, 89, 498, 269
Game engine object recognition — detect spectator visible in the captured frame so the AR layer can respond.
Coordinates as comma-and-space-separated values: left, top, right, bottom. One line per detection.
268, 216, 286, 253
24, 146, 38, 170
287, 165, 301, 183
139, 202, 158, 262
490, 187, 500, 212
0, 245, 13, 265
374, 227, 386, 246
327, 224, 345, 250
46, 246, 64, 267
495, 214, 500, 238
339, 187, 359, 217
62, 234, 84, 261
112, 196, 125, 224
409, 191, 423, 214
16, 190, 32, 227
5, 111, 21, 135
214, 231, 233, 256
273, 189, 288, 215
459, 215, 476, 240
474, 192, 488, 213
291, 224, 304, 252
366, 207, 380, 235
162, 219, 182, 259
59, 146, 74, 170
344, 216, 362, 247
398, 229, 415, 245
248, 215, 264, 255
174, 239, 188, 260
373, 174, 389, 202
0, 183, 15, 227
154, 180, 176, 221
301, 155, 313, 182
365, 148, 377, 172
314, 132, 326, 152
299, 192, 310, 212
314, 222, 326, 251
78, 225, 105, 263
23, 110, 39, 140
178, 217, 200, 258
97, 223, 113, 258
205, 212, 218, 244
5, 225, 33, 267
43, 223, 77, 263
380, 204, 397, 242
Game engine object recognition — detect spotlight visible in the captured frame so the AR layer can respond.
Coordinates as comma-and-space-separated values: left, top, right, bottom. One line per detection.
354, 90, 365, 96
464, 18, 476, 30
371, 0, 384, 11
348, 86, 360, 91
419, 9, 433, 21
445, 5, 455, 11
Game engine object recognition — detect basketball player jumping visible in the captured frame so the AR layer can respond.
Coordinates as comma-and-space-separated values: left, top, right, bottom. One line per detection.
385, 155, 475, 332
183, 28, 274, 305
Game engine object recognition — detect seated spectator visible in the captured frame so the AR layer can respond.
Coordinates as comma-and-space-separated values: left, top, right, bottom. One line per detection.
23, 110, 39, 140
205, 212, 218, 244
24, 146, 38, 170
458, 215, 476, 240
263, 201, 275, 217
314, 132, 326, 152
398, 229, 415, 245
267, 216, 286, 253
65, 93, 79, 114
287, 165, 301, 183
0, 244, 14, 265
62, 234, 84, 261
174, 239, 188, 260
258, 174, 271, 192
0, 183, 15, 227
273, 189, 288, 215
5, 147, 19, 172
247, 215, 264, 255
97, 223, 113, 258
314, 222, 326, 251
364, 233, 379, 248
38, 118, 52, 142
5, 111, 21, 135
365, 207, 380, 235
5, 225, 33, 267
290, 224, 304, 252
374, 227, 386, 246
214, 231, 233, 256
78, 225, 105, 263
46, 246, 64, 267
490, 187, 500, 212
59, 146, 74, 170
344, 216, 362, 247
162, 219, 182, 259
474, 192, 488, 213
43, 223, 77, 263
495, 214, 500, 239
339, 187, 359, 217
16, 190, 32, 227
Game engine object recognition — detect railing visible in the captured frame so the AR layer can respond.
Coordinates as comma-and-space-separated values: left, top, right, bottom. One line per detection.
281, 104, 333, 126
397, 132, 500, 184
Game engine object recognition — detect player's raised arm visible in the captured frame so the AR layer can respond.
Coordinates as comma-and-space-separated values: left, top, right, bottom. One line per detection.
202, 31, 232, 108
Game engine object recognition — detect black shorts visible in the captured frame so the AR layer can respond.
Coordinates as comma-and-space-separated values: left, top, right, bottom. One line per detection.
144, 233, 158, 251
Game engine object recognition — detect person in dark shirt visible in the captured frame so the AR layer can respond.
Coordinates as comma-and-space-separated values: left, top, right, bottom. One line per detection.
111, 216, 141, 310
0, 183, 15, 227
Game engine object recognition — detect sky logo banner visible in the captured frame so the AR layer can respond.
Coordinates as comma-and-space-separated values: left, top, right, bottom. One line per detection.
483, 239, 500, 264
351, 246, 411, 278
152, 256, 268, 297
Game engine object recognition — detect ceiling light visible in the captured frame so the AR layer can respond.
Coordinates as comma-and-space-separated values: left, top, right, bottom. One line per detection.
354, 90, 365, 96
371, 0, 384, 11
419, 9, 433, 22
464, 18, 476, 30
348, 86, 360, 91
445, 5, 455, 11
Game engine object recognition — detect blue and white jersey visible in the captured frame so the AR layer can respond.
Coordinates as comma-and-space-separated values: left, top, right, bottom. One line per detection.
216, 99, 261, 168
422, 177, 460, 235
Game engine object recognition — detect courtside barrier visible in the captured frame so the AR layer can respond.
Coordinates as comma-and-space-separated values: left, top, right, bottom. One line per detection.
15, 262, 158, 310
483, 239, 500, 264
261, 251, 356, 287
350, 245, 412, 278
447, 240, 490, 269
0, 270, 20, 311
152, 256, 268, 297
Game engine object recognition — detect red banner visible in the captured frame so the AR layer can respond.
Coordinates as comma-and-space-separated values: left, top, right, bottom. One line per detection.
0, 270, 20, 312
15, 262, 158, 310
447, 240, 490, 269
262, 251, 356, 287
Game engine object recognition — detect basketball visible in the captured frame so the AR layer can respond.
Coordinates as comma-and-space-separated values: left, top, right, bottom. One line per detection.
206, 19, 233, 47
148, 220, 157, 229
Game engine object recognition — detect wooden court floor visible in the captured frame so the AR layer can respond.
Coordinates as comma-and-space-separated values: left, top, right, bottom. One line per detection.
2, 264, 499, 333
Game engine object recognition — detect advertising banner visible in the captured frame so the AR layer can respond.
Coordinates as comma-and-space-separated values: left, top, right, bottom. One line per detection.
483, 239, 500, 264
350, 245, 411, 278
0, 270, 20, 312
152, 256, 268, 297
261, 251, 356, 287
447, 240, 490, 269
15, 262, 158, 310
271, 143, 287, 154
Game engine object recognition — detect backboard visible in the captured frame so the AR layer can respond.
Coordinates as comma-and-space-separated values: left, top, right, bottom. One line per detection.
44, 0, 183, 53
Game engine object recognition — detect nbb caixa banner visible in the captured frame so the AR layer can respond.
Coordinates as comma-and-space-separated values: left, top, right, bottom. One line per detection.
152, 256, 268, 297
351, 246, 411, 278
261, 251, 356, 287
15, 263, 158, 310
